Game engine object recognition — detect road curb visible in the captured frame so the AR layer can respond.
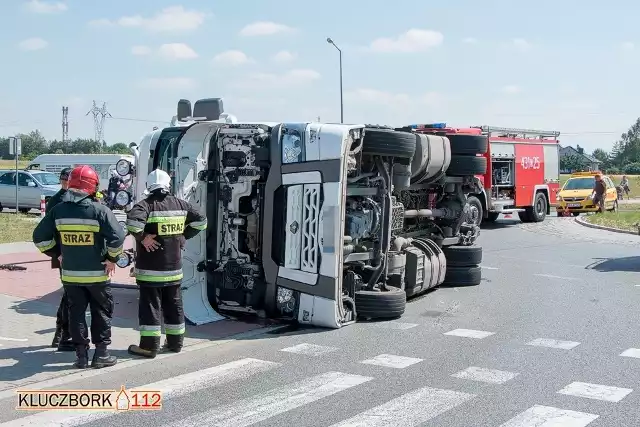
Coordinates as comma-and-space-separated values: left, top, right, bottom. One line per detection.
574, 216, 640, 236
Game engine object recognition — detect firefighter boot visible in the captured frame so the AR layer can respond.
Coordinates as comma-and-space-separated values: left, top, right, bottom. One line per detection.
74, 345, 89, 369
91, 345, 117, 369
127, 336, 160, 359
51, 328, 62, 348
57, 332, 75, 352
161, 335, 184, 353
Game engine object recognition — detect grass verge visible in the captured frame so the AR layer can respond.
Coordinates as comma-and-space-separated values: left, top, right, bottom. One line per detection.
0, 160, 29, 169
583, 202, 640, 232
0, 213, 37, 243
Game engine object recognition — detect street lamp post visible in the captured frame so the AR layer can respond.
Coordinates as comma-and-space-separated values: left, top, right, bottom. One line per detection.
326, 37, 344, 123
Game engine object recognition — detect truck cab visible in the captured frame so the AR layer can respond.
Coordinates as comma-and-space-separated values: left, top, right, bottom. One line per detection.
114, 99, 486, 328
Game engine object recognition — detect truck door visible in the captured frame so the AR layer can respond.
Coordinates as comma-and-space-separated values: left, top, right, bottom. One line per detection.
514, 144, 544, 207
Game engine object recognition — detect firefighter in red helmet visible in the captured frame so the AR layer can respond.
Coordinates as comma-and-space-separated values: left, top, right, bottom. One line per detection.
33, 165, 126, 369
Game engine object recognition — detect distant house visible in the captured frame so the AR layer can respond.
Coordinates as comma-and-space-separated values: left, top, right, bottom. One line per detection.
559, 145, 602, 173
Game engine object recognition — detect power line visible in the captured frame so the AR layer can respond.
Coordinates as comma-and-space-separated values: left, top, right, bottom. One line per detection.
108, 116, 169, 124
85, 101, 111, 146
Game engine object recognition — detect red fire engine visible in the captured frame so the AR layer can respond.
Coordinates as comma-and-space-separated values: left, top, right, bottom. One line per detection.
405, 124, 560, 225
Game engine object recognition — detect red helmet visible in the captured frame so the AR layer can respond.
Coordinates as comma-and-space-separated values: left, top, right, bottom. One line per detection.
67, 165, 100, 195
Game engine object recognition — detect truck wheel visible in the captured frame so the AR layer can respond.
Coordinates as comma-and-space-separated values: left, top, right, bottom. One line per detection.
355, 286, 406, 319
362, 128, 416, 159
486, 212, 499, 222
446, 155, 487, 176
519, 192, 547, 222
447, 134, 488, 155
442, 265, 482, 287
465, 196, 483, 226
443, 245, 482, 267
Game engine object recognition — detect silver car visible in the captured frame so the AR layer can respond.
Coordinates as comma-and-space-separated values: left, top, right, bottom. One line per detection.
0, 170, 61, 213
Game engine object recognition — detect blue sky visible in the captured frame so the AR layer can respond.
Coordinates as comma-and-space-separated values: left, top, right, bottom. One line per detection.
2, 0, 640, 153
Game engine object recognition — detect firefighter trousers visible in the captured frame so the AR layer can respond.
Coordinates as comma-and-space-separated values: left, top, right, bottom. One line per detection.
137, 284, 185, 351
55, 268, 70, 336
65, 285, 113, 348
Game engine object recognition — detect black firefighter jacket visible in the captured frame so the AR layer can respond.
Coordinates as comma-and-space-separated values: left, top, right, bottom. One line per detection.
45, 188, 66, 269
32, 190, 126, 286
126, 192, 206, 286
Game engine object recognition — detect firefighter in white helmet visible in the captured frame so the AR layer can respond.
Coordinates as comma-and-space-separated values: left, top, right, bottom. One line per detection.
125, 169, 207, 358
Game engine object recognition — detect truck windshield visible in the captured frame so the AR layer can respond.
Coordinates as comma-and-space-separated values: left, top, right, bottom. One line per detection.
564, 177, 594, 190
152, 128, 187, 191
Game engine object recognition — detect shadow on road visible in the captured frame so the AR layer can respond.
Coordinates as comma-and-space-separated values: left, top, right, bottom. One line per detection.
480, 219, 521, 230
586, 256, 640, 273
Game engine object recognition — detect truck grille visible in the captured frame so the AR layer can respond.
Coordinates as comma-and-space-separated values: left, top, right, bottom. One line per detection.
301, 184, 320, 273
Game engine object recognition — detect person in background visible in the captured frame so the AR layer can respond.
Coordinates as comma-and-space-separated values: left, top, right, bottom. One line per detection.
620, 175, 630, 199
107, 170, 124, 209
592, 174, 606, 213
47, 167, 74, 351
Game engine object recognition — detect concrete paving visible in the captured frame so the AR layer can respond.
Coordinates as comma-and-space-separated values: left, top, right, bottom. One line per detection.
0, 213, 639, 426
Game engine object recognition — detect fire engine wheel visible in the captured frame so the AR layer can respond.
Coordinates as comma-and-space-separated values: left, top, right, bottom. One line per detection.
446, 155, 487, 176
465, 196, 483, 226
443, 245, 483, 267
486, 212, 500, 222
362, 128, 416, 159
447, 134, 488, 155
519, 192, 547, 222
441, 265, 482, 287
355, 286, 407, 319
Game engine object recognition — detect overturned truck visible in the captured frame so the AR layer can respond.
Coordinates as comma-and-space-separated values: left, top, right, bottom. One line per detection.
116, 98, 487, 328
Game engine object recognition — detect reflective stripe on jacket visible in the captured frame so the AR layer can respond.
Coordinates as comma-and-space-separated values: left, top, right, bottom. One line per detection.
126, 192, 206, 286
32, 191, 126, 286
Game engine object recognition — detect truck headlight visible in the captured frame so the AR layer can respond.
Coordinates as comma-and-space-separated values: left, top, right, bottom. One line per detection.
115, 159, 132, 176
115, 190, 131, 207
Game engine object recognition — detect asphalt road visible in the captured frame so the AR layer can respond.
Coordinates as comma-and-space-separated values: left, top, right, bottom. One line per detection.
1, 214, 639, 426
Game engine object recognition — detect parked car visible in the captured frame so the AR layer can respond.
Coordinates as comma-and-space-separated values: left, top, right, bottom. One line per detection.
555, 171, 618, 216
0, 170, 61, 213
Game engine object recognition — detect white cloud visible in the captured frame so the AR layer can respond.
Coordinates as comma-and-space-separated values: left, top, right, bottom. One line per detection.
621, 41, 635, 51
131, 45, 152, 56
462, 37, 478, 44
239, 21, 295, 36
271, 50, 296, 63
345, 88, 441, 108
25, 0, 67, 13
369, 29, 444, 53
512, 38, 531, 51
242, 69, 321, 87
212, 50, 253, 66
158, 43, 198, 60
18, 37, 49, 51
141, 77, 196, 90
89, 6, 207, 32
502, 85, 521, 94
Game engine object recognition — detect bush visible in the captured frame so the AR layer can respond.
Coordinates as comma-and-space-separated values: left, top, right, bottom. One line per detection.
624, 163, 640, 174
606, 167, 622, 174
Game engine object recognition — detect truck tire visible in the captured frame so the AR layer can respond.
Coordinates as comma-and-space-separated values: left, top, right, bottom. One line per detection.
448, 134, 488, 155
519, 192, 547, 223
443, 245, 482, 267
442, 265, 482, 287
486, 212, 500, 222
362, 128, 416, 159
355, 286, 406, 319
465, 196, 483, 226
446, 155, 487, 176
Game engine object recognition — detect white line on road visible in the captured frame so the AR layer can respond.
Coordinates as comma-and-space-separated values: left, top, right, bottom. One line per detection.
620, 348, 640, 359
498, 405, 598, 427
0, 337, 27, 342
329, 386, 475, 427
0, 358, 280, 427
443, 328, 495, 339
481, 266, 499, 270
534, 274, 580, 281
526, 338, 581, 350
375, 321, 419, 330
360, 354, 423, 369
557, 381, 633, 402
166, 371, 373, 427
280, 343, 339, 356
451, 366, 519, 384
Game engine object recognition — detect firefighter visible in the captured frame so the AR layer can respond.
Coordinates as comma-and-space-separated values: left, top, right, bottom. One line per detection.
47, 167, 75, 351
32, 165, 126, 369
126, 169, 207, 358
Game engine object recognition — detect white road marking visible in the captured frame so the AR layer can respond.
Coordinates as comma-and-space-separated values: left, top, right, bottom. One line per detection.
499, 405, 598, 427
557, 381, 633, 402
360, 354, 423, 369
534, 274, 580, 281
280, 343, 339, 356
620, 348, 640, 358
0, 337, 27, 342
443, 328, 495, 339
167, 371, 373, 427
329, 386, 474, 427
526, 338, 581, 350
0, 358, 280, 427
481, 266, 499, 270
375, 321, 419, 330
451, 366, 519, 384
0, 325, 283, 401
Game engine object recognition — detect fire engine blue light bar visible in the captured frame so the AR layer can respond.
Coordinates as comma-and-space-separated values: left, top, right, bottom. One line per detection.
410, 123, 447, 129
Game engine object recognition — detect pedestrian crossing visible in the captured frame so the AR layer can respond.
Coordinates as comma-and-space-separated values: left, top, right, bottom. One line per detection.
0, 346, 634, 427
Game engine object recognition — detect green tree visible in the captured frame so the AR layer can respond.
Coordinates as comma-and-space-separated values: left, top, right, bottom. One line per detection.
560, 154, 587, 172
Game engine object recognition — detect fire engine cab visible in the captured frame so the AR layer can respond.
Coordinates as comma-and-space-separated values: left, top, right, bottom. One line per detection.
404, 124, 560, 225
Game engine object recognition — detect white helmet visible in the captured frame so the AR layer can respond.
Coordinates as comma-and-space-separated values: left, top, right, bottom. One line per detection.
145, 169, 171, 195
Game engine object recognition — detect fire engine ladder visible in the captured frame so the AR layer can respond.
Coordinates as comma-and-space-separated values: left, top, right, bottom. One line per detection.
472, 125, 560, 139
